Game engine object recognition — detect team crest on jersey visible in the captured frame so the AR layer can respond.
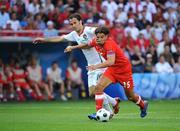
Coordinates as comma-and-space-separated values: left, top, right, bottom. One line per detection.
83, 34, 88, 40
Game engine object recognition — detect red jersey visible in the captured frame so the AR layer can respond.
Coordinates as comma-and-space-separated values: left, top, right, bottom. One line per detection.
89, 37, 132, 75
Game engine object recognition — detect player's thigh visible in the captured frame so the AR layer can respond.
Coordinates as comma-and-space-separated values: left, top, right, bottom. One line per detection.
119, 78, 135, 98
95, 75, 113, 92
88, 72, 101, 95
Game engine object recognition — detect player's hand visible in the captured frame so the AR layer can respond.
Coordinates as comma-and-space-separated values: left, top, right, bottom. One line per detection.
64, 46, 73, 53
33, 37, 45, 44
86, 65, 97, 71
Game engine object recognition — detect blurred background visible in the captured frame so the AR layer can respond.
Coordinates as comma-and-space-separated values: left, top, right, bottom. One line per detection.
0, 0, 179, 102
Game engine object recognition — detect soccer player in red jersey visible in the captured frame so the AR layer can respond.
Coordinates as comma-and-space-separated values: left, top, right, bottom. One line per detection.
65, 26, 148, 118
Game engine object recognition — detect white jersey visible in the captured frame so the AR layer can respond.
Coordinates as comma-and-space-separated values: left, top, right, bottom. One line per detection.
63, 26, 105, 67
27, 65, 42, 82
47, 67, 63, 83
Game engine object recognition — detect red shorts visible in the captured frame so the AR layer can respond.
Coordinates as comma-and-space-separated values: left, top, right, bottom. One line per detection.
15, 82, 29, 89
103, 67, 134, 91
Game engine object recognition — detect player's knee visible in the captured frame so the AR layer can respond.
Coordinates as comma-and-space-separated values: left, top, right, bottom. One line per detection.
94, 83, 104, 93
89, 86, 95, 96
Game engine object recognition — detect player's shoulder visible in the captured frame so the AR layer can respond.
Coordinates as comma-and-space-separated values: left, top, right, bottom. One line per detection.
84, 26, 96, 32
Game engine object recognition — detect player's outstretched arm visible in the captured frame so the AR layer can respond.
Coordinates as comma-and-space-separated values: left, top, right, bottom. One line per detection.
87, 54, 115, 71
33, 36, 65, 44
64, 44, 91, 53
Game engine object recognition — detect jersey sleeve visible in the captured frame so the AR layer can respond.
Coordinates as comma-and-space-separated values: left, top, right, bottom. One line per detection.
105, 40, 116, 56
88, 39, 96, 47
63, 31, 76, 41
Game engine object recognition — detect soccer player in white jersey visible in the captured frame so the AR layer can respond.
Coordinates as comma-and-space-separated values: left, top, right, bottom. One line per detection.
33, 13, 120, 119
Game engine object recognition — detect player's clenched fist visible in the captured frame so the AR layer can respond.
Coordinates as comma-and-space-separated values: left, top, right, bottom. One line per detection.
64, 46, 73, 53
33, 37, 45, 44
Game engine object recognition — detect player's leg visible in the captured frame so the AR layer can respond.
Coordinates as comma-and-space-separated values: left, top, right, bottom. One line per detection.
59, 82, 67, 101
122, 79, 148, 118
94, 75, 113, 111
0, 83, 3, 101
88, 73, 113, 113
40, 82, 53, 100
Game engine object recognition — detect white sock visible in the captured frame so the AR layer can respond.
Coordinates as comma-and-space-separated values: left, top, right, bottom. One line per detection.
0, 94, 3, 98
103, 94, 113, 114
104, 93, 117, 106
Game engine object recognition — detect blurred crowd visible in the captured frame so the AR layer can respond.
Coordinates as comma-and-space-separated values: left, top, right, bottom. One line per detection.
0, 55, 86, 102
0, 0, 180, 102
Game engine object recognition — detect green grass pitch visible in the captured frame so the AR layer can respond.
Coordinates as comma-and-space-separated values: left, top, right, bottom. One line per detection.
0, 99, 180, 131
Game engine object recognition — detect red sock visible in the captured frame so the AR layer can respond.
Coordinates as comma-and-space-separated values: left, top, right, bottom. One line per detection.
30, 91, 37, 100
136, 95, 145, 109
16, 88, 25, 101
95, 93, 104, 111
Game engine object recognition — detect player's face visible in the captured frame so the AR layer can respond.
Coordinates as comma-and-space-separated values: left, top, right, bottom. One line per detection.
96, 33, 108, 45
69, 18, 82, 32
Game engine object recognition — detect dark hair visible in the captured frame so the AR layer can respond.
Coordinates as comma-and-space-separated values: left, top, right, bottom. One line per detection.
71, 59, 77, 64
51, 61, 58, 65
95, 26, 110, 35
68, 13, 82, 21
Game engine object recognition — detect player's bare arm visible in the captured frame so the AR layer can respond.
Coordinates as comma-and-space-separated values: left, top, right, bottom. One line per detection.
87, 54, 115, 71
33, 36, 65, 44
64, 44, 91, 53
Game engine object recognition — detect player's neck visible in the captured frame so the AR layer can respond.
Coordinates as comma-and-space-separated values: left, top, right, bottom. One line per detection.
77, 25, 84, 36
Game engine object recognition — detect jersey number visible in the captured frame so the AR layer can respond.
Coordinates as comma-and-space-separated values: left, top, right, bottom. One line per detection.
123, 81, 130, 88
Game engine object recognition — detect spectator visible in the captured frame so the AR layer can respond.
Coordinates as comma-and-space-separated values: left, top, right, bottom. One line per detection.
42, 0, 54, 14
146, 44, 158, 65
162, 44, 175, 66
144, 53, 154, 73
152, 22, 163, 41
140, 24, 152, 40
66, 59, 86, 100
27, 0, 40, 15
110, 20, 125, 48
135, 33, 150, 54
138, 5, 152, 23
173, 55, 180, 73
121, 30, 135, 58
44, 21, 58, 37
125, 18, 139, 40
101, 0, 118, 23
12, 61, 37, 101
124, 0, 136, 13
157, 31, 176, 56
0, 5, 10, 29
165, 0, 178, 9
163, 7, 177, 26
8, 12, 21, 31
173, 45, 180, 63
131, 46, 145, 73
173, 28, 180, 46
34, 14, 46, 30
46, 61, 67, 101
137, 11, 151, 30
115, 4, 127, 24
0, 58, 5, 101
27, 57, 53, 101
4, 64, 15, 100
155, 54, 173, 73
141, 0, 157, 15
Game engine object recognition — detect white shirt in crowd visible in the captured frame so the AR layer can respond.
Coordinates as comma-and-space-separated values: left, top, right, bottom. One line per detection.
0, 12, 10, 28
101, 0, 118, 22
47, 67, 63, 83
165, 0, 178, 9
8, 20, 21, 31
157, 41, 177, 56
140, 29, 151, 39
125, 26, 139, 40
27, 65, 42, 82
27, 3, 40, 15
141, 1, 157, 14
155, 62, 173, 73
67, 67, 82, 85
124, 1, 136, 13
